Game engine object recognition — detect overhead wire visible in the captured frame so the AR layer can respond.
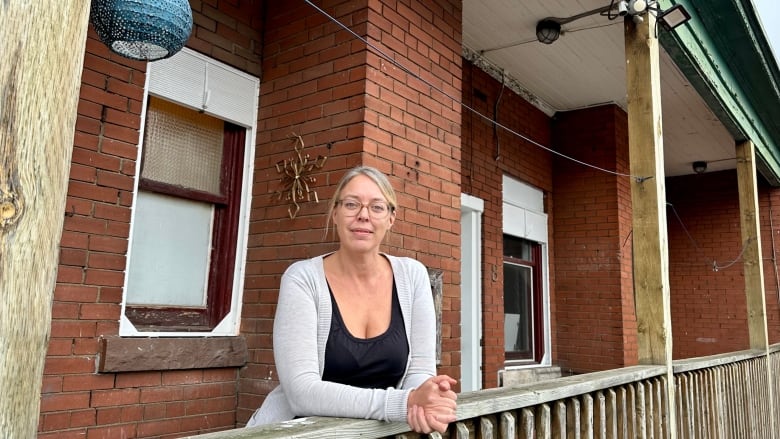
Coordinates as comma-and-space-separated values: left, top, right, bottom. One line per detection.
303, 0, 649, 181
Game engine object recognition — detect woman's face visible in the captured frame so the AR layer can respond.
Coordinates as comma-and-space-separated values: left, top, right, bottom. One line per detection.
332, 174, 395, 253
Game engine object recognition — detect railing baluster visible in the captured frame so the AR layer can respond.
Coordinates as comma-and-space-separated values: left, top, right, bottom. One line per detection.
761, 357, 771, 437
701, 370, 717, 438
552, 401, 565, 439
774, 351, 780, 439
636, 378, 647, 439
521, 407, 535, 439
480, 415, 495, 439
735, 362, 747, 437
627, 384, 637, 439
683, 373, 694, 439
581, 394, 594, 439
644, 380, 661, 439
660, 376, 670, 439
690, 371, 704, 439
748, 359, 759, 435
455, 421, 470, 439
713, 366, 725, 438
500, 411, 515, 439
566, 398, 580, 439
730, 364, 743, 438
651, 377, 664, 439
537, 403, 551, 439
694, 372, 702, 439
594, 391, 606, 439
616, 387, 627, 439
755, 358, 769, 436
702, 371, 711, 438
605, 389, 617, 439
723, 365, 734, 437
642, 380, 654, 439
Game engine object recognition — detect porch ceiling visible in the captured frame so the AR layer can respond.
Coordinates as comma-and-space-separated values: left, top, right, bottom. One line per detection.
462, 0, 738, 178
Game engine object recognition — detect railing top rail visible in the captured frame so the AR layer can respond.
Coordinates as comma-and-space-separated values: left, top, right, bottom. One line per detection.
672, 348, 767, 374
186, 365, 666, 439
185, 416, 409, 439
770, 342, 780, 354
455, 364, 665, 418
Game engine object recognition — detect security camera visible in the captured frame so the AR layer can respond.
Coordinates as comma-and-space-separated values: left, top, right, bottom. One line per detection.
617, 1, 629, 16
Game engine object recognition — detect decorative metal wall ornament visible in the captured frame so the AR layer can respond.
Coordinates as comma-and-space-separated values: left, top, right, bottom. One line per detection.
90, 0, 193, 61
275, 134, 328, 219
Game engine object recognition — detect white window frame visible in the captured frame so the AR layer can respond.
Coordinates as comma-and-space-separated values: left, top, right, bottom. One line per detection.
120, 48, 259, 337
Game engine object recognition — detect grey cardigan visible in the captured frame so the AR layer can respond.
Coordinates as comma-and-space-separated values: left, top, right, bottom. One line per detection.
246, 253, 437, 427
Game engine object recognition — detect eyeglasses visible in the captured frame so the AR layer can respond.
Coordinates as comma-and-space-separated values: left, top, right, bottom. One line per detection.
337, 198, 394, 219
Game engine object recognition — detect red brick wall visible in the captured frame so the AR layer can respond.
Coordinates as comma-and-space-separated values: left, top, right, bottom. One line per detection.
460, 61, 554, 387
551, 105, 637, 373
667, 171, 780, 357
760, 185, 780, 345
238, 0, 463, 421
42, 1, 262, 437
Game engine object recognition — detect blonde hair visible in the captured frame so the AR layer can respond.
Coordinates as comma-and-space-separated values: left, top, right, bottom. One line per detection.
325, 166, 397, 237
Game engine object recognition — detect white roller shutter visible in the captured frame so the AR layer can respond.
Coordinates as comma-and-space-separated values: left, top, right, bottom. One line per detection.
147, 48, 258, 127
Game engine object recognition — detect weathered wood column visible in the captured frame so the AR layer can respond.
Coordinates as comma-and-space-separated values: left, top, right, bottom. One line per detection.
624, 14, 677, 438
734, 139, 776, 437
0, 1, 90, 437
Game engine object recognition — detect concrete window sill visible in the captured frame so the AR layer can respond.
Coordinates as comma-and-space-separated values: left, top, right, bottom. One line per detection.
98, 336, 248, 372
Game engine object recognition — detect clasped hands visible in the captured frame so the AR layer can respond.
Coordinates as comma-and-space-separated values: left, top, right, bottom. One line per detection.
406, 375, 458, 434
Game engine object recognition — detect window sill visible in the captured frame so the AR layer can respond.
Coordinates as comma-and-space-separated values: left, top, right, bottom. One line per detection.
98, 335, 247, 372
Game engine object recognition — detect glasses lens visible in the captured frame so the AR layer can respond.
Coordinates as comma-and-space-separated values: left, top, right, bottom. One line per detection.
369, 203, 388, 217
340, 199, 390, 218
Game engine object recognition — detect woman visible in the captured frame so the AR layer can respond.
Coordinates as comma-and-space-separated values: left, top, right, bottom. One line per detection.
247, 165, 458, 434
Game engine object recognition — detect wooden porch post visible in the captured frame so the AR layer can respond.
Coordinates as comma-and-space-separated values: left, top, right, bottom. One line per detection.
624, 14, 677, 438
734, 139, 776, 437
0, 1, 90, 437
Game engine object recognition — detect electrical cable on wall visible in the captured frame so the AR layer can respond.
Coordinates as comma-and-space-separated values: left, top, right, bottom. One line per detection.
303, 0, 649, 181
667, 202, 754, 271
494, 70, 505, 161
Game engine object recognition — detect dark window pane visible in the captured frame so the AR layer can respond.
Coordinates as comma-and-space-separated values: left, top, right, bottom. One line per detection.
504, 262, 533, 354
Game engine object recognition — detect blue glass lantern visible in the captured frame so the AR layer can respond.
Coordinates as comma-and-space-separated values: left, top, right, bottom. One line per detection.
90, 0, 193, 61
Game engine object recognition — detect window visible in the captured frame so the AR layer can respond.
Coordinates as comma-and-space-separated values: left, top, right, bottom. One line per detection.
503, 235, 542, 362
121, 49, 258, 336
502, 175, 550, 365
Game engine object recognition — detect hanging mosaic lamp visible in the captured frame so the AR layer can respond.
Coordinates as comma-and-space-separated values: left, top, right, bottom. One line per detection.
90, 0, 193, 61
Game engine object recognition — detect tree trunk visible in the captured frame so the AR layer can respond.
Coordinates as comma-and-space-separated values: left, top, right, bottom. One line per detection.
0, 1, 90, 436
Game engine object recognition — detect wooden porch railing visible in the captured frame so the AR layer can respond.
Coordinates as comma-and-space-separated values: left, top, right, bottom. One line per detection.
188, 344, 780, 439
673, 346, 779, 438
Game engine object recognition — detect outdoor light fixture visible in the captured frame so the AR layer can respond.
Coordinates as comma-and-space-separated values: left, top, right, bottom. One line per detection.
536, 19, 562, 44
657, 4, 691, 31
692, 161, 707, 174
534, 4, 613, 44
90, 0, 193, 61
534, 1, 690, 45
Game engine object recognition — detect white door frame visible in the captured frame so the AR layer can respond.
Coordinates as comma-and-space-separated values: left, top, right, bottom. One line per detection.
460, 193, 484, 392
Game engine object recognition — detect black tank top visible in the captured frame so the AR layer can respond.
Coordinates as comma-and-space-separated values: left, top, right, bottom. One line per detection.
322, 280, 409, 389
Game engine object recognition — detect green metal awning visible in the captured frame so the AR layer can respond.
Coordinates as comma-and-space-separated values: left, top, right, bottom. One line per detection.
660, 0, 780, 184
